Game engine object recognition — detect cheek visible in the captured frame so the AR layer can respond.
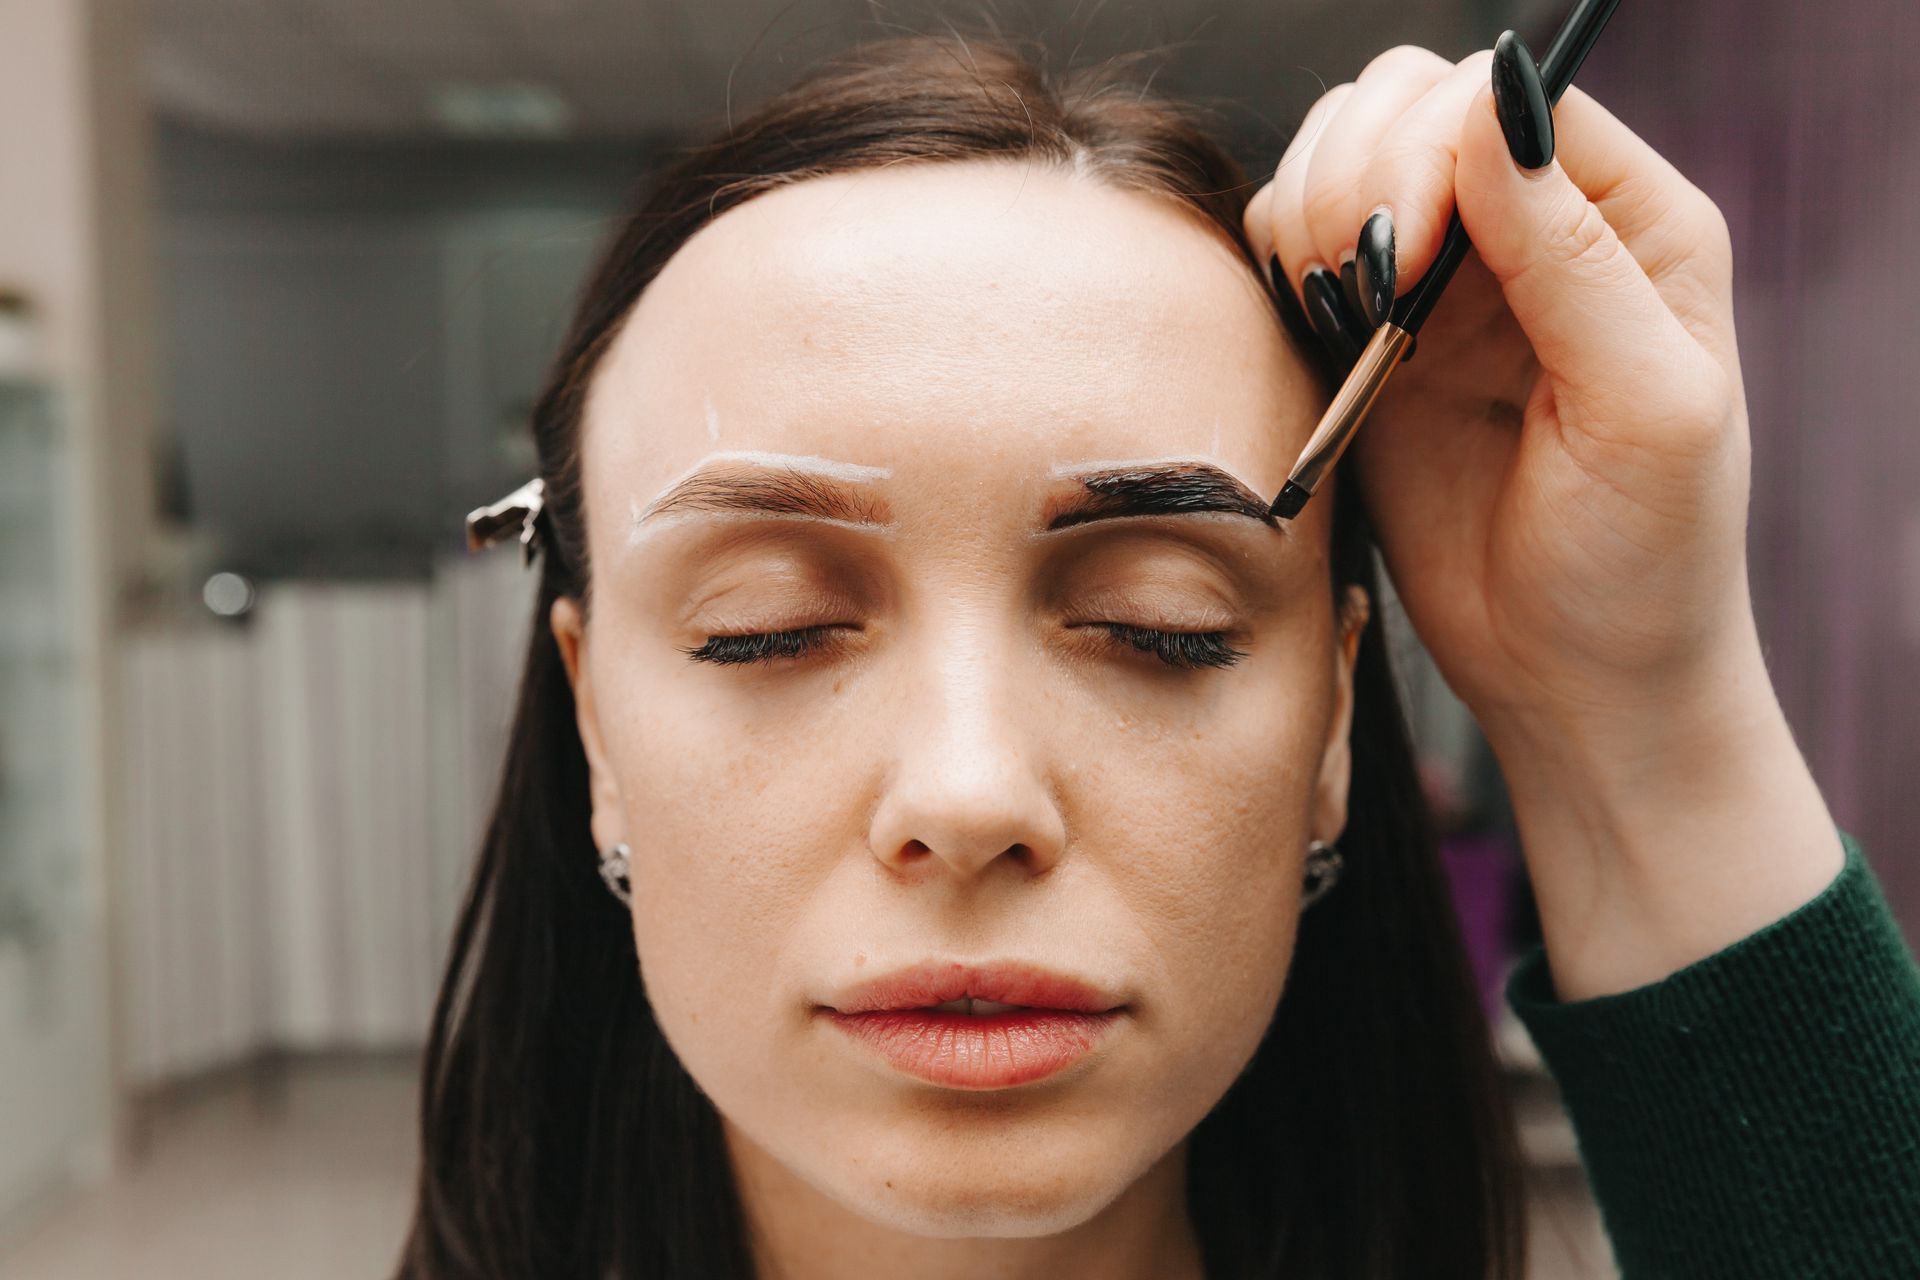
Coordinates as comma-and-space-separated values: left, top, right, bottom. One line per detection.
1074, 667, 1327, 1096
589, 656, 858, 1088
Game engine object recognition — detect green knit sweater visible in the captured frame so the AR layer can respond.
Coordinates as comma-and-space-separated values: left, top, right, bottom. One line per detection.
1505, 826, 1920, 1277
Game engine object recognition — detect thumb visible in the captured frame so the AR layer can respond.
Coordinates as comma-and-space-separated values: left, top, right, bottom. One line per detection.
1452, 43, 1698, 417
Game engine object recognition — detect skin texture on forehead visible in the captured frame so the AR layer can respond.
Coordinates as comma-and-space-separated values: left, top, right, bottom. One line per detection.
550, 158, 1366, 1280
583, 157, 1324, 527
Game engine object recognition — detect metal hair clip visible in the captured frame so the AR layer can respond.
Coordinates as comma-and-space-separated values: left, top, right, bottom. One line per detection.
465, 477, 546, 567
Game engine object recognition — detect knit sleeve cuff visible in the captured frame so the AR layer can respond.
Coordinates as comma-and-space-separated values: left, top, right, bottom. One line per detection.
1504, 826, 1920, 1277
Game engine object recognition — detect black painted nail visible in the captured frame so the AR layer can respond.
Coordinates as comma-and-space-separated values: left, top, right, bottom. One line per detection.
1492, 29, 1554, 171
1331, 258, 1374, 350
1301, 266, 1362, 366
1339, 255, 1364, 323
1356, 209, 1396, 329
1269, 254, 1325, 358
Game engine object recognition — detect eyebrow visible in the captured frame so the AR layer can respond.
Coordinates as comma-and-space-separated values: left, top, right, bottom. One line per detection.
626, 455, 1281, 542
1038, 460, 1281, 534
636, 461, 893, 527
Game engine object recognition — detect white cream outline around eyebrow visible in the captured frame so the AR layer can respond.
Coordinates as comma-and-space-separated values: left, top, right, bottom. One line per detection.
626, 450, 895, 548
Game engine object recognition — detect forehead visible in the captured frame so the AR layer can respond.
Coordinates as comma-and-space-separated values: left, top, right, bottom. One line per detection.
582, 158, 1316, 498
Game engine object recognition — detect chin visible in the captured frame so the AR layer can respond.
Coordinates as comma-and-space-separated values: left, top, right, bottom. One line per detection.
800, 1112, 1167, 1238
831, 1163, 1131, 1238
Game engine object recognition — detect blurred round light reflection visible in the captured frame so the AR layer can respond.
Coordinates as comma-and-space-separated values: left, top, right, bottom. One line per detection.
203, 572, 255, 617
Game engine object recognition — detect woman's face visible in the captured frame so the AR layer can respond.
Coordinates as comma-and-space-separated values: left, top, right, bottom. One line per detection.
552, 159, 1366, 1250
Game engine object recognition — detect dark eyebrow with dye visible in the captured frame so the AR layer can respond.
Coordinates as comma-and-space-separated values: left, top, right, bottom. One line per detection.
1039, 463, 1281, 533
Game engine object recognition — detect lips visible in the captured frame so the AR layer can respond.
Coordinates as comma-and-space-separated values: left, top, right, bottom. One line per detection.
820, 959, 1125, 1016
823, 1006, 1122, 1088
816, 959, 1128, 1089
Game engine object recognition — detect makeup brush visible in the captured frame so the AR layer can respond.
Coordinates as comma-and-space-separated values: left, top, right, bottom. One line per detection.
1269, 0, 1625, 520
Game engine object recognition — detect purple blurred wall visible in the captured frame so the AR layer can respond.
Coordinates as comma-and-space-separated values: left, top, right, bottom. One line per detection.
1571, 1, 1920, 941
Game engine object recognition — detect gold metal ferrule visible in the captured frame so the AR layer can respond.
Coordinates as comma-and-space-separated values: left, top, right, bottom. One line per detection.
1270, 321, 1415, 519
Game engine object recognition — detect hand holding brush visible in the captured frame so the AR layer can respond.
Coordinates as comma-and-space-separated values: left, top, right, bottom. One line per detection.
1243, 19, 1845, 1001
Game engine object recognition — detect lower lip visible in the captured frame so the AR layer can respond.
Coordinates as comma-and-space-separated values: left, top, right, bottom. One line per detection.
821, 1007, 1124, 1089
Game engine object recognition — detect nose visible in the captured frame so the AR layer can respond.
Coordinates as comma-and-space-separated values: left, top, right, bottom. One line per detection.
865, 624, 1068, 881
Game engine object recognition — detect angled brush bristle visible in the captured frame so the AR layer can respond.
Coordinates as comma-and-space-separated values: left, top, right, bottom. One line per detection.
1269, 480, 1312, 521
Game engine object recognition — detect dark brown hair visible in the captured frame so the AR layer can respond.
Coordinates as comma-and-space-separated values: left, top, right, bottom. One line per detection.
398, 29, 1525, 1280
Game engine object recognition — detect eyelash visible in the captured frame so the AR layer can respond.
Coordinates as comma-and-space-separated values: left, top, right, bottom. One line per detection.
680, 623, 1248, 671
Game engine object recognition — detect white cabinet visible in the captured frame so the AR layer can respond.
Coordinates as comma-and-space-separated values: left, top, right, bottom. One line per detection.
0, 378, 113, 1231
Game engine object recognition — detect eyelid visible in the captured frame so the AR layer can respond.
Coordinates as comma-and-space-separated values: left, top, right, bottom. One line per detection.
683, 572, 870, 630
1077, 611, 1241, 637
1069, 578, 1244, 628
1053, 529, 1257, 586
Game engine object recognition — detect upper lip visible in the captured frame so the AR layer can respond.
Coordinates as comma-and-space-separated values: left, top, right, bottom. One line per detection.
819, 959, 1127, 1015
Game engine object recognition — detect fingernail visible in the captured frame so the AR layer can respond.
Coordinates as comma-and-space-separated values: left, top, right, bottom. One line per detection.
1339, 254, 1363, 320
1356, 208, 1396, 329
1492, 30, 1554, 171
1332, 257, 1374, 350
1269, 254, 1324, 357
1301, 266, 1362, 366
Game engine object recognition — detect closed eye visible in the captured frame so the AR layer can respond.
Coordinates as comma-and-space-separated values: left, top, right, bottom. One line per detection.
678, 625, 843, 666
679, 623, 1246, 671
1079, 622, 1247, 670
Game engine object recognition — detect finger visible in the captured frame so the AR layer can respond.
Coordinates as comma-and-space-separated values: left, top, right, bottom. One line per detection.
1480, 80, 1737, 377
1245, 174, 1338, 366
1347, 51, 1497, 312
1259, 82, 1379, 356
1454, 68, 1729, 435
1296, 46, 1457, 290
1256, 82, 1355, 292
1316, 50, 1735, 379
1244, 179, 1279, 286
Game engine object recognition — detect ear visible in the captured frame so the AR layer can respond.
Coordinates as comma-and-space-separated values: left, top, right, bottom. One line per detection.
550, 596, 628, 855
1310, 584, 1371, 845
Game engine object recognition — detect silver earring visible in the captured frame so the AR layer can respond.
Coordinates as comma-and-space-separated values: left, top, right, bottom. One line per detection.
598, 841, 633, 907
1301, 839, 1343, 910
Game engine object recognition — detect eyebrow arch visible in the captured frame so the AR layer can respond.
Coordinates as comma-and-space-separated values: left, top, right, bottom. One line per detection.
630, 451, 898, 541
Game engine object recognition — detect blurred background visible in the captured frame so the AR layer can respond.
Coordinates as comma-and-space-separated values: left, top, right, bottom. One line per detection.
1, 1, 1913, 1276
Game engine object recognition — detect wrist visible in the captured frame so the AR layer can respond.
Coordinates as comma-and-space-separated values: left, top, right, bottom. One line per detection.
1482, 621, 1777, 821
1478, 626, 1844, 1000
